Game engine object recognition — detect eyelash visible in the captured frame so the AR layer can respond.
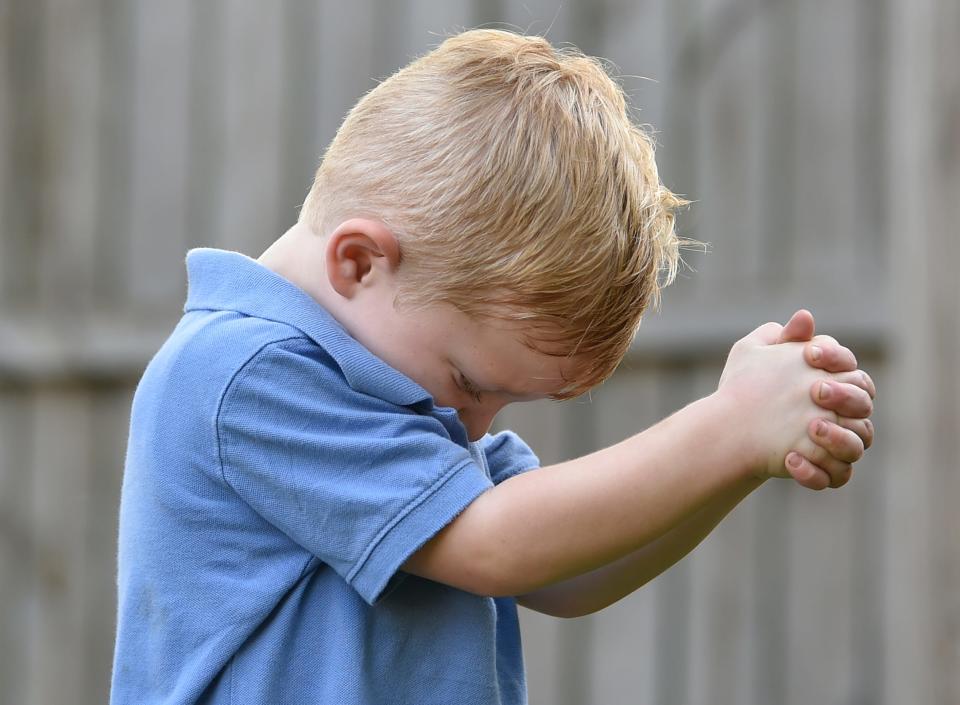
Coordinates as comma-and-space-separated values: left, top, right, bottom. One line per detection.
457, 374, 483, 403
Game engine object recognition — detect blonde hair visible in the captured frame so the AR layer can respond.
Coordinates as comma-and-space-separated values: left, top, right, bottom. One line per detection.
300, 29, 689, 398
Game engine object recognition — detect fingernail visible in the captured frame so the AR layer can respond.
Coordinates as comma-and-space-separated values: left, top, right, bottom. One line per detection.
788, 453, 803, 468
865, 419, 873, 433
811, 345, 822, 361
816, 420, 829, 437
819, 381, 831, 400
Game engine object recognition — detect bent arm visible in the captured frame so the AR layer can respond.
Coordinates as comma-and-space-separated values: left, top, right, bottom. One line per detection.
515, 474, 763, 617
402, 392, 757, 597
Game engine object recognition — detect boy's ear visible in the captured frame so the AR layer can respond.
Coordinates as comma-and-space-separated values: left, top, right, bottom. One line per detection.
325, 218, 401, 298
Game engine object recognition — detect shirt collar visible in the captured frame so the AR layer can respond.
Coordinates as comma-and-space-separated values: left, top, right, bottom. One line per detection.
183, 248, 434, 408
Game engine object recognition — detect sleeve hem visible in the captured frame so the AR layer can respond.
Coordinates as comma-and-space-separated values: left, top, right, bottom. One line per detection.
349, 457, 492, 605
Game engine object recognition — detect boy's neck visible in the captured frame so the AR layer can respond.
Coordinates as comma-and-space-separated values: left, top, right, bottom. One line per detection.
258, 223, 340, 314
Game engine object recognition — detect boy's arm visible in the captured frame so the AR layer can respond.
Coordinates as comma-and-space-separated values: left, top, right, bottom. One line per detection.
404, 391, 752, 598
403, 321, 873, 600
515, 473, 762, 617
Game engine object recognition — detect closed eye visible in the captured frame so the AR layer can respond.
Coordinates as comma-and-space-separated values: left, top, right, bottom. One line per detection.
456, 372, 483, 403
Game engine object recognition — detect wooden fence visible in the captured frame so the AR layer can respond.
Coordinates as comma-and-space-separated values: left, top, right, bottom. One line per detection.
0, 0, 957, 703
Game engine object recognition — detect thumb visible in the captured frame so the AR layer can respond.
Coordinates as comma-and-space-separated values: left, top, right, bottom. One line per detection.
744, 321, 785, 346
776, 309, 815, 343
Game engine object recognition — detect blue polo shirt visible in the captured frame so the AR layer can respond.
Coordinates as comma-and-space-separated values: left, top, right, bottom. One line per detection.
111, 248, 541, 705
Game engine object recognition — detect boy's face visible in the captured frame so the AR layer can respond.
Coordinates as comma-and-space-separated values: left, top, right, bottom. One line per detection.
366, 300, 577, 441
265, 218, 581, 440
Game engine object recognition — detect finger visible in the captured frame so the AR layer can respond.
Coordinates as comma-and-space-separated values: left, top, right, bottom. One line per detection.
809, 418, 866, 464
829, 369, 876, 399
805, 340, 858, 372
785, 452, 832, 491
835, 416, 874, 450
812, 380, 874, 418
777, 309, 815, 343
790, 440, 858, 488
815, 456, 854, 489
747, 321, 785, 346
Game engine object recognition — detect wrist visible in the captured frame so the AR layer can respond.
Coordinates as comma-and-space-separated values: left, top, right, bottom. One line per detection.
698, 390, 768, 483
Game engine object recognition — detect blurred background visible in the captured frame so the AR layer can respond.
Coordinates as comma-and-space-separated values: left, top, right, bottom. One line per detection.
0, 0, 957, 703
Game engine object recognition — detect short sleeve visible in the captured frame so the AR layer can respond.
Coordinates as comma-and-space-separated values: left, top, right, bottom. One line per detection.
216, 339, 493, 605
479, 430, 540, 485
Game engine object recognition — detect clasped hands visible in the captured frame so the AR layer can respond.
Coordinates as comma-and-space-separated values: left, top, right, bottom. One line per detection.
720, 309, 875, 491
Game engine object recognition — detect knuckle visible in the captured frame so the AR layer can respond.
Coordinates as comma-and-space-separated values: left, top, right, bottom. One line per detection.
830, 464, 853, 488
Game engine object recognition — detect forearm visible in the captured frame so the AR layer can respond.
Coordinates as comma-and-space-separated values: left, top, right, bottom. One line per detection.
516, 474, 764, 617
404, 391, 757, 596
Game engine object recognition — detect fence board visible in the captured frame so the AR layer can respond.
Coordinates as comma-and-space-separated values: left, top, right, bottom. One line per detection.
39, 0, 102, 315
0, 0, 10, 300
929, 6, 960, 703
92, 0, 135, 307
792, 0, 860, 284
883, 0, 942, 701
0, 390, 32, 705
217, 1, 285, 254
2, 0, 44, 306
784, 474, 857, 704
849, 356, 888, 705
853, 0, 889, 273
695, 0, 767, 292
277, 2, 322, 227
758, 0, 799, 285
25, 390, 92, 704
127, 0, 194, 308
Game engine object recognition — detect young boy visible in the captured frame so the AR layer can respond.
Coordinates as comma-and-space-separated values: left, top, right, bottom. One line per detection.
111, 29, 875, 704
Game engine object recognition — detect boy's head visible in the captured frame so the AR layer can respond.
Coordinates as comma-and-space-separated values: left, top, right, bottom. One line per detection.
299, 29, 686, 399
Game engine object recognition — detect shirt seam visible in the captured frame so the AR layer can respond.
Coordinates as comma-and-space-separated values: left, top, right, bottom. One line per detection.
215, 336, 306, 494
